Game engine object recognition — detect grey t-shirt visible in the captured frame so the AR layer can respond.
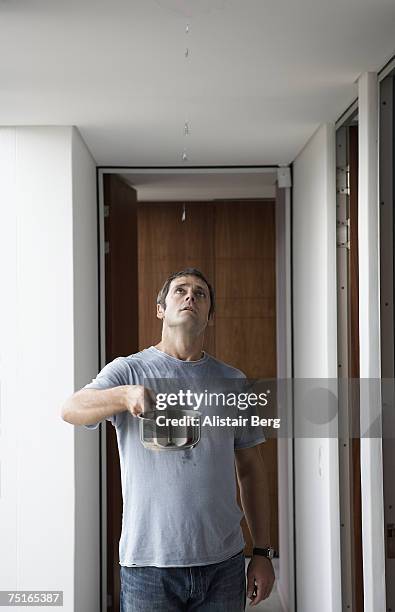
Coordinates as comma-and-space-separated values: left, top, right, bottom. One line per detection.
84, 346, 265, 568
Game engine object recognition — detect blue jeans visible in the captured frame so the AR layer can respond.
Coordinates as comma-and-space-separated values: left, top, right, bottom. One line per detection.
120, 550, 246, 611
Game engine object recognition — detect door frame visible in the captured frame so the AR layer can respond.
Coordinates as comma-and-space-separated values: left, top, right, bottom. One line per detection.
357, 72, 387, 612
379, 70, 395, 610
96, 166, 295, 612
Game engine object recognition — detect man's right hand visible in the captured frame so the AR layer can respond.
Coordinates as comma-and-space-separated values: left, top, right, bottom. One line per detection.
61, 385, 157, 426
123, 385, 156, 417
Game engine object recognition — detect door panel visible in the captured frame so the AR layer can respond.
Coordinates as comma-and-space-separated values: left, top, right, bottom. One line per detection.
214, 201, 275, 259
104, 174, 139, 611
215, 319, 276, 378
215, 260, 276, 299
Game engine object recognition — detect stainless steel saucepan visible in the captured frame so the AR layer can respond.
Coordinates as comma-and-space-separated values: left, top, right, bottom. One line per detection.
138, 408, 202, 451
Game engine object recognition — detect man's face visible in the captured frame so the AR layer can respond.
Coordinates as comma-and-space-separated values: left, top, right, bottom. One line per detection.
157, 275, 211, 332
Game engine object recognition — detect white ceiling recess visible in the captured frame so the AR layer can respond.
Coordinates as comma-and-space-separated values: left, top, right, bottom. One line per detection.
1, 0, 395, 166
119, 169, 277, 200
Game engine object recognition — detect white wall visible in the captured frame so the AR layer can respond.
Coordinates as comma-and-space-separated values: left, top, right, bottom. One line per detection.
0, 128, 21, 597
72, 128, 100, 612
292, 124, 342, 611
0, 127, 98, 612
275, 185, 295, 612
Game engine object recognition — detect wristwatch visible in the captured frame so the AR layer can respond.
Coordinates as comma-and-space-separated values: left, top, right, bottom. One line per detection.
252, 546, 275, 560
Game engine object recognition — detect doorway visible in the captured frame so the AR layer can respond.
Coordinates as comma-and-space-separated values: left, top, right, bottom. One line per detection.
98, 169, 293, 611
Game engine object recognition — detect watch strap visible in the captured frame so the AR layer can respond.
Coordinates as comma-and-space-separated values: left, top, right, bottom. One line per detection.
252, 546, 275, 559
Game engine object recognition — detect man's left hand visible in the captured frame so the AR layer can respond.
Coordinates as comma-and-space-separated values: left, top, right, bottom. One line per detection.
246, 556, 275, 606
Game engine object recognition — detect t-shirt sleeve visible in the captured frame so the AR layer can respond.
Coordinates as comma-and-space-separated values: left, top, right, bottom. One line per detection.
234, 423, 266, 450
83, 357, 130, 429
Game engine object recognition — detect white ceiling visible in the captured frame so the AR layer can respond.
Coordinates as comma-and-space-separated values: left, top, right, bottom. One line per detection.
120, 169, 277, 200
1, 0, 394, 166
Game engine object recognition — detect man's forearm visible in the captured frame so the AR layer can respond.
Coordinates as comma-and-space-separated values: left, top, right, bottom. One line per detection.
237, 461, 271, 548
61, 387, 127, 426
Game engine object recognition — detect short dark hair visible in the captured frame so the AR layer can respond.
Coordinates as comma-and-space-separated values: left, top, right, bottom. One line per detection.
157, 268, 215, 318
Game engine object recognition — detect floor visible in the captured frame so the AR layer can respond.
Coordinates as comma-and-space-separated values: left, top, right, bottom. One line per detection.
244, 558, 283, 611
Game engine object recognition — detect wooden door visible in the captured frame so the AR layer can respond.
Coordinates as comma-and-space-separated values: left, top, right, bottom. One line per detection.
104, 174, 139, 611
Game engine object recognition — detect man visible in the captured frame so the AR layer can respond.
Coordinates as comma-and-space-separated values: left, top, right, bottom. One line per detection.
61, 268, 275, 611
